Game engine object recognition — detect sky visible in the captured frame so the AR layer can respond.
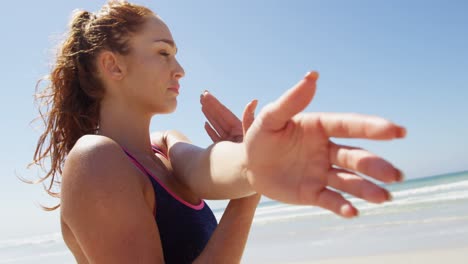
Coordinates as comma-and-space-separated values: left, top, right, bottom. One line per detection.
0, 0, 467, 240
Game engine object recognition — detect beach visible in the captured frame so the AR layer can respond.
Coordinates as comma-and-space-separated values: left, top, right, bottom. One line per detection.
297, 247, 468, 264
1, 171, 467, 263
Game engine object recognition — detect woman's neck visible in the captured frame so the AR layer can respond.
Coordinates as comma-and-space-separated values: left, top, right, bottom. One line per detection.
98, 97, 155, 157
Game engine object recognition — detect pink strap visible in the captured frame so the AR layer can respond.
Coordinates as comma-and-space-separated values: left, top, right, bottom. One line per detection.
122, 147, 205, 211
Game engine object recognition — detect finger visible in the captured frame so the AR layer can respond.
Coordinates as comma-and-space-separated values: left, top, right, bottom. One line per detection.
315, 188, 358, 218
259, 72, 318, 131
327, 168, 392, 203
313, 113, 407, 140
202, 108, 227, 138
201, 106, 228, 138
242, 99, 258, 134
204, 122, 221, 143
329, 142, 404, 183
201, 91, 240, 133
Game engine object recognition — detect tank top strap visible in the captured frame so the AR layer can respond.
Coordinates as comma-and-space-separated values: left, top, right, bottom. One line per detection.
121, 148, 150, 177
120, 147, 216, 263
121, 146, 205, 211
121, 147, 158, 216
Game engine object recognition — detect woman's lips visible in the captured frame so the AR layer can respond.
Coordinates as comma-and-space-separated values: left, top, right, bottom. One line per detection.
168, 86, 180, 94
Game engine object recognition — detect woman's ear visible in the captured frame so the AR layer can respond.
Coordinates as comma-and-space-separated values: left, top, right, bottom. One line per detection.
97, 51, 127, 81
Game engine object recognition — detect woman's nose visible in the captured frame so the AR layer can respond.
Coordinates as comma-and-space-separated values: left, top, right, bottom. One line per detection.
174, 60, 185, 80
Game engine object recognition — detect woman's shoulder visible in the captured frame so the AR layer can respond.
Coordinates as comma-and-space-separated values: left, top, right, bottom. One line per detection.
62, 135, 140, 197
67, 134, 124, 169
60, 135, 161, 260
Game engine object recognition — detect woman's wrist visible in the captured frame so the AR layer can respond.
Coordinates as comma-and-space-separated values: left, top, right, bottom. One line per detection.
238, 142, 256, 196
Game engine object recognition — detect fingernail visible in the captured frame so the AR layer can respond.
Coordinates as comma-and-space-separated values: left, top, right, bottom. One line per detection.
396, 126, 407, 138
304, 71, 319, 80
251, 100, 258, 109
395, 169, 405, 182
340, 204, 358, 218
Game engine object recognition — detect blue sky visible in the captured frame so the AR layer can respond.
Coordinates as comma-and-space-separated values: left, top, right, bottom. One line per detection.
0, 0, 467, 239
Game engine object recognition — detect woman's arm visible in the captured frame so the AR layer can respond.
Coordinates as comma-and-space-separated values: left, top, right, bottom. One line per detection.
194, 193, 261, 263
166, 132, 253, 199
151, 93, 260, 263
194, 92, 260, 263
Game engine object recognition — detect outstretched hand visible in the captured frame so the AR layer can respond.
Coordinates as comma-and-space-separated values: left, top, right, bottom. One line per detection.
243, 72, 406, 218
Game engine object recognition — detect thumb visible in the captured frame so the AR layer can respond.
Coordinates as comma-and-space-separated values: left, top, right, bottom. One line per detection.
260, 71, 319, 131
242, 99, 258, 135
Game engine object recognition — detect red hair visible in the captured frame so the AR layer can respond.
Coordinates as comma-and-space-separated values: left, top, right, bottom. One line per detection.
30, 0, 154, 210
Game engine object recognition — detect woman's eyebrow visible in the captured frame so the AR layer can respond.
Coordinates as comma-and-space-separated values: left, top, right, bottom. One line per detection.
153, 39, 178, 54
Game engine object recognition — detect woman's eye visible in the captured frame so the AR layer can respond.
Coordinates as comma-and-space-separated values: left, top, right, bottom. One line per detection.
159, 51, 170, 57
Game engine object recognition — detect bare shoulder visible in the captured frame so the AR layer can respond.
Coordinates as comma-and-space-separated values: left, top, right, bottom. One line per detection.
68, 134, 123, 160
61, 135, 163, 262
62, 135, 130, 187
61, 134, 142, 219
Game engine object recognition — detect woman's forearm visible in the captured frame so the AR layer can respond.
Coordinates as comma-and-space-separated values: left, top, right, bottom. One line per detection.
193, 194, 261, 264
168, 138, 255, 200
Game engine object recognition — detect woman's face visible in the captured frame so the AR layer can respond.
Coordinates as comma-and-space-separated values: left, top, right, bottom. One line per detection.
120, 15, 185, 115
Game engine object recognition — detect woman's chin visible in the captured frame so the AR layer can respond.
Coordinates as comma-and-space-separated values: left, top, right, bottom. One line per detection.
167, 101, 177, 113
158, 103, 177, 115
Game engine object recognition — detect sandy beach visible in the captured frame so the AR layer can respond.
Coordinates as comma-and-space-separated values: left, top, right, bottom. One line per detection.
292, 247, 468, 264
2, 172, 467, 263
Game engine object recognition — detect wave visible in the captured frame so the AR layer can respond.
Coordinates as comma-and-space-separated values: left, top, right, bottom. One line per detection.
321, 215, 468, 231
362, 190, 468, 215
216, 175, 468, 222
251, 189, 468, 224
255, 203, 318, 216
214, 203, 316, 221
0, 233, 63, 250
391, 180, 468, 197
0, 250, 70, 263
254, 208, 331, 225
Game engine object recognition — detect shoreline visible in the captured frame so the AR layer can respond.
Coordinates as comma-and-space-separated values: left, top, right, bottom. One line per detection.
290, 246, 468, 264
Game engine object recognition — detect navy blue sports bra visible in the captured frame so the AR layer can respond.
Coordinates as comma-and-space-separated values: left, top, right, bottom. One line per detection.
122, 145, 218, 263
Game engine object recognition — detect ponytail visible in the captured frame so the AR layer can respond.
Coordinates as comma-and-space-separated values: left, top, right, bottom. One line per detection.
29, 1, 154, 210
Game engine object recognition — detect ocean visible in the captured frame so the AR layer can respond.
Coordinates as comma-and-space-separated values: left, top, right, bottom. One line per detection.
242, 170, 468, 263
1, 171, 467, 263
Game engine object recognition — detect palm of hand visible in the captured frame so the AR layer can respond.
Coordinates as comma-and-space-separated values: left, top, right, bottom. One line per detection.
244, 113, 332, 205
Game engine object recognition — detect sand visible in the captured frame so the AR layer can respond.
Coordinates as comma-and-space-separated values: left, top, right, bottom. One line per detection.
290, 247, 468, 264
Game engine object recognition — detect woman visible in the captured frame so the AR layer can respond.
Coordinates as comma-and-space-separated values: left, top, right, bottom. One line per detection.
31, 1, 406, 263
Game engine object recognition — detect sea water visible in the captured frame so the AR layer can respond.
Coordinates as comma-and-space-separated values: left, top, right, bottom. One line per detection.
242, 171, 468, 263
1, 171, 467, 263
